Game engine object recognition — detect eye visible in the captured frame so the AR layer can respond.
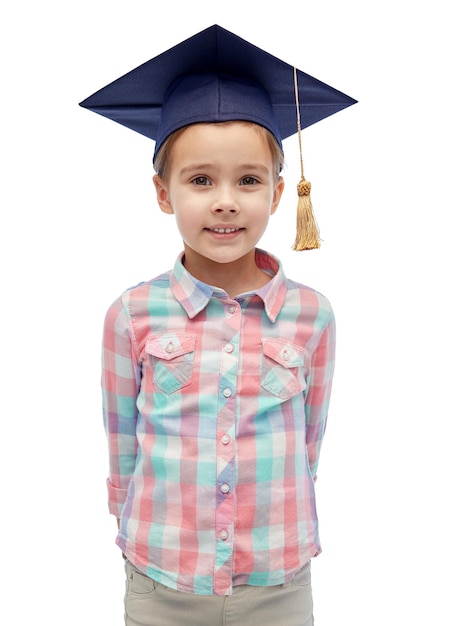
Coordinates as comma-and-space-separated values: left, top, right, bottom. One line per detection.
192, 176, 211, 186
240, 176, 258, 186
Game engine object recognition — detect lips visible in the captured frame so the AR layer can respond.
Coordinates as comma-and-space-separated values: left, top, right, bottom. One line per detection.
209, 227, 241, 234
206, 224, 243, 234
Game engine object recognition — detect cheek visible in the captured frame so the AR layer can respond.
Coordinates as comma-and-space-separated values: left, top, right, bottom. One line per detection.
253, 194, 277, 223
173, 209, 196, 239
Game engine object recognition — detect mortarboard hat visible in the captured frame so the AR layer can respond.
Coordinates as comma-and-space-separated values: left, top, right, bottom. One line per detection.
80, 24, 357, 250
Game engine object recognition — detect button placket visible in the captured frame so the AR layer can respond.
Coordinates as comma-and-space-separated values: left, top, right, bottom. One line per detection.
214, 299, 241, 593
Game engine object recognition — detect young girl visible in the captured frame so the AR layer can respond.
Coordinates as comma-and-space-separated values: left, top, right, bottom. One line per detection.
80, 24, 356, 626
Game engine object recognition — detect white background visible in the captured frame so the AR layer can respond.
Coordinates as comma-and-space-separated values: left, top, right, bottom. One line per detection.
2, 1, 458, 624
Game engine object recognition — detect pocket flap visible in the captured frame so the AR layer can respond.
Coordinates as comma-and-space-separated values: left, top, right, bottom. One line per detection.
145, 333, 196, 361
262, 338, 304, 368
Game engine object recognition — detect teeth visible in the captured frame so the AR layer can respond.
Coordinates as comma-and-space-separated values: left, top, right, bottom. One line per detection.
211, 228, 239, 233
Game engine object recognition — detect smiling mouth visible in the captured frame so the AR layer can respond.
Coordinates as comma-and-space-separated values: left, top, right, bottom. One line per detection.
208, 227, 242, 234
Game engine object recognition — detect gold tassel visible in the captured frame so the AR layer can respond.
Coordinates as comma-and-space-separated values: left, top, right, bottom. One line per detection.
293, 176, 320, 250
292, 67, 321, 251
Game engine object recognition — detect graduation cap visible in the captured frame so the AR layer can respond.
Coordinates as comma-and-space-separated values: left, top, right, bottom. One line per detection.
80, 24, 357, 250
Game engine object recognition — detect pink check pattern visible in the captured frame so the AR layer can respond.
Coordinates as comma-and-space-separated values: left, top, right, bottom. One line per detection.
102, 249, 335, 595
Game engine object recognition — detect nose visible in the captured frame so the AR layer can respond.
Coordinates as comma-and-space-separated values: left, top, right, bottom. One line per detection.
211, 185, 240, 214
213, 205, 239, 214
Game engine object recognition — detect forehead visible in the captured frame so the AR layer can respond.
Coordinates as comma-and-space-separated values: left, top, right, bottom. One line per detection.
170, 121, 274, 158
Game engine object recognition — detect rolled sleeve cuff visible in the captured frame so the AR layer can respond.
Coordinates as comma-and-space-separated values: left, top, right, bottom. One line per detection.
107, 478, 128, 517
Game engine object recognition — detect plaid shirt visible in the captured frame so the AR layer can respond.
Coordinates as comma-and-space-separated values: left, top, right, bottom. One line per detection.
102, 249, 335, 596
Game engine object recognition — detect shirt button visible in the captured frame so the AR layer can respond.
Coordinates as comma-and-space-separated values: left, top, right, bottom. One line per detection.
224, 343, 234, 353
219, 530, 229, 541
221, 434, 230, 445
223, 387, 232, 398
282, 349, 290, 361
228, 305, 236, 314
166, 342, 175, 353
220, 483, 230, 494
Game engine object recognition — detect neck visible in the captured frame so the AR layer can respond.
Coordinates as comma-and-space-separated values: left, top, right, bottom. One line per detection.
182, 248, 270, 298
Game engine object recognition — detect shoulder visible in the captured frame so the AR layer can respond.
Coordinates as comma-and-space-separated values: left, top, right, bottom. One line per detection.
285, 277, 334, 318
119, 270, 172, 305
104, 270, 172, 321
103, 270, 175, 356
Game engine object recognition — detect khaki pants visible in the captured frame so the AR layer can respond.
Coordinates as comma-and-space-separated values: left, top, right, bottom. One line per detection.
124, 559, 314, 626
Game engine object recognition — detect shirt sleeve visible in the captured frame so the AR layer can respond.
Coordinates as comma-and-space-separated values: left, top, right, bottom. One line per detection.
305, 309, 336, 481
101, 294, 140, 517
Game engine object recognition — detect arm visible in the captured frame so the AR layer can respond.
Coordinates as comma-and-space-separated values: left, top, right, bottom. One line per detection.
101, 294, 140, 519
305, 311, 336, 481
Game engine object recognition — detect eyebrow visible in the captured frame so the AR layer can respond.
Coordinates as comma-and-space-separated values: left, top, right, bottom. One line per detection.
179, 163, 215, 174
179, 163, 271, 175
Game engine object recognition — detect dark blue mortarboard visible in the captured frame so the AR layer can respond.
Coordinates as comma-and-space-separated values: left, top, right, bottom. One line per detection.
79, 24, 357, 250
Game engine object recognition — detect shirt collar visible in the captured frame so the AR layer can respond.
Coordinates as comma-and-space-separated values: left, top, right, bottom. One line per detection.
170, 249, 288, 323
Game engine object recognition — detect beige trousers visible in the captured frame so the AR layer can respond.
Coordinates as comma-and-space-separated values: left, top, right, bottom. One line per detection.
124, 559, 314, 626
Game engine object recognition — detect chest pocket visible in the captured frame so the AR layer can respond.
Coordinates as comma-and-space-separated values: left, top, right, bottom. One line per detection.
145, 332, 197, 394
261, 338, 306, 400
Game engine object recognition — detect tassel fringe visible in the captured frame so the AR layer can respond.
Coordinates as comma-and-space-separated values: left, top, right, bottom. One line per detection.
292, 177, 321, 251
292, 67, 321, 251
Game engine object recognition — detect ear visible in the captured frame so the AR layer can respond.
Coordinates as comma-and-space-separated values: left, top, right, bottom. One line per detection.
270, 176, 284, 216
153, 174, 174, 214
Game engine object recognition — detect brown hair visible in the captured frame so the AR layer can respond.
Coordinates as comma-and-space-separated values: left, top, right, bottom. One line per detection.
153, 121, 284, 181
